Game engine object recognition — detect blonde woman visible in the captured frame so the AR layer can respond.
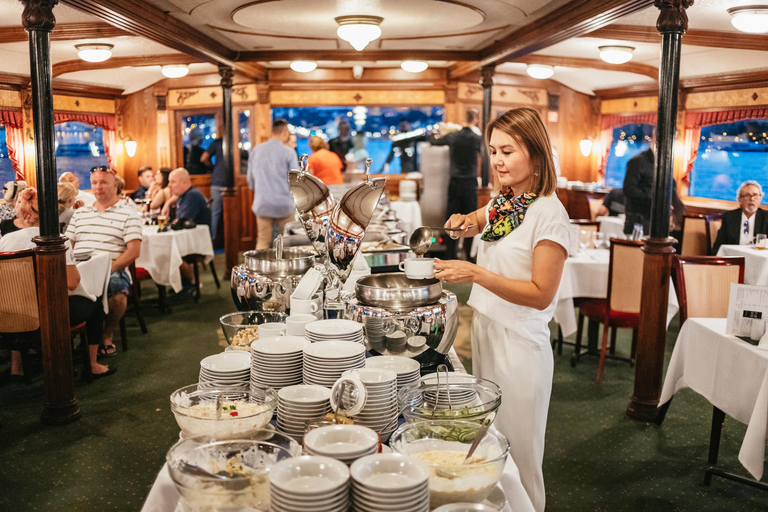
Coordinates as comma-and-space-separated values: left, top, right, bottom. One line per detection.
435, 107, 570, 512
58, 182, 78, 233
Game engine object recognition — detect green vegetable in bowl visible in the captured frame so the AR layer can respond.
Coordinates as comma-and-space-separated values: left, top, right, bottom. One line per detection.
415, 423, 479, 443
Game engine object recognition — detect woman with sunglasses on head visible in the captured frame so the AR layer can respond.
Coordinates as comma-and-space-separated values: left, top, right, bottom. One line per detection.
435, 108, 570, 512
0, 181, 37, 237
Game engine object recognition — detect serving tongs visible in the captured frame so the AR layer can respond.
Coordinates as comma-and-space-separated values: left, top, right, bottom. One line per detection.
177, 461, 251, 491
430, 363, 453, 414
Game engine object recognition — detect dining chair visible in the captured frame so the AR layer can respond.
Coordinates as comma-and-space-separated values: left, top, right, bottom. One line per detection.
118, 262, 149, 352
572, 239, 644, 383
673, 255, 745, 326
189, 255, 221, 302
570, 219, 600, 232
680, 215, 709, 256
706, 216, 723, 255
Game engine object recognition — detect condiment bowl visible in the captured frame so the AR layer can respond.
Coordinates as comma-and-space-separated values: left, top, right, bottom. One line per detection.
219, 311, 287, 348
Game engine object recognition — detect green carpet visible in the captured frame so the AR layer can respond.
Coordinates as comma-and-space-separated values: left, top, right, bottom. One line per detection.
0, 261, 766, 511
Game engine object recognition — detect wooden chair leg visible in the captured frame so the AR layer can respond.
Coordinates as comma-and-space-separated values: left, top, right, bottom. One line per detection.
193, 260, 201, 302
597, 322, 610, 383
209, 261, 221, 289
609, 327, 617, 355
119, 316, 128, 352
630, 328, 638, 366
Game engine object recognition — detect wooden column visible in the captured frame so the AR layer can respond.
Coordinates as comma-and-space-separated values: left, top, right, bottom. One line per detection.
22, 0, 80, 425
480, 65, 494, 187
219, 65, 240, 274
627, 0, 692, 423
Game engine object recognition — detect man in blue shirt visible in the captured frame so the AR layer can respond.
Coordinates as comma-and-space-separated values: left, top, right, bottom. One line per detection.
247, 118, 298, 249
131, 166, 153, 200
201, 138, 225, 240
168, 168, 212, 229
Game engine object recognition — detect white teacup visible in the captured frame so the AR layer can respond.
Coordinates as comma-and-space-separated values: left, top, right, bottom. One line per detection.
399, 257, 435, 279
286, 314, 317, 336
291, 295, 320, 316
259, 322, 286, 337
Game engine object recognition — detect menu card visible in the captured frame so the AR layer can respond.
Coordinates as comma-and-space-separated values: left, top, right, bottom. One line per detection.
726, 284, 768, 337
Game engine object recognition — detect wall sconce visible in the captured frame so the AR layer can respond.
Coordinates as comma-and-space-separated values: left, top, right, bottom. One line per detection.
579, 138, 593, 157
119, 131, 137, 158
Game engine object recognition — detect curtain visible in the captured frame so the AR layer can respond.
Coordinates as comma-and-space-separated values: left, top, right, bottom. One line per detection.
681, 107, 768, 185
0, 109, 25, 180
53, 112, 117, 172
597, 113, 658, 177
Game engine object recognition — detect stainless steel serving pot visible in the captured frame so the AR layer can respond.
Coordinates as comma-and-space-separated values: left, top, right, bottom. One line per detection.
243, 248, 315, 277
355, 273, 442, 309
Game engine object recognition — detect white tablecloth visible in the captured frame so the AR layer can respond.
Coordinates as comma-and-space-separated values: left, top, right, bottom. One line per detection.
597, 216, 625, 239
389, 200, 422, 238
717, 244, 768, 286
553, 249, 679, 337
135, 225, 214, 292
660, 317, 768, 480
71, 252, 111, 313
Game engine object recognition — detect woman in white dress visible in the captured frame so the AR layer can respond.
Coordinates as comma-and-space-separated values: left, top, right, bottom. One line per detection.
435, 107, 570, 512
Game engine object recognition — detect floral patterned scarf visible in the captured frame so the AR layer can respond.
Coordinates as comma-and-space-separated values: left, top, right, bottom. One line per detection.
480, 188, 538, 242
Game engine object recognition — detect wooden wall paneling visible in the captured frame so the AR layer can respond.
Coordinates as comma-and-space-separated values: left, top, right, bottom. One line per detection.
548, 87, 600, 182
600, 96, 659, 114
120, 87, 159, 191
686, 86, 768, 110
156, 109, 171, 169
190, 175, 211, 200
0, 90, 23, 107
167, 84, 257, 109
52, 95, 115, 114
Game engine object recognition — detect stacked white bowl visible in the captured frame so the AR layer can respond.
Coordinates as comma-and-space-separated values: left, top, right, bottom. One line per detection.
350, 453, 431, 512
276, 384, 332, 440
342, 368, 399, 442
304, 424, 380, 465
305, 319, 364, 344
269, 455, 350, 512
303, 341, 366, 388
249, 335, 307, 391
198, 351, 250, 389
365, 355, 421, 392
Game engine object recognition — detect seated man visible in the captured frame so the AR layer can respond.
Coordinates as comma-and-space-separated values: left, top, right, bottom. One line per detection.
59, 171, 96, 208
597, 187, 625, 217
713, 180, 768, 254
131, 166, 153, 201
66, 166, 142, 356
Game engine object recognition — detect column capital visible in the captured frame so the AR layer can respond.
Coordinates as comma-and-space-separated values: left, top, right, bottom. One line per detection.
655, 0, 694, 34
21, 0, 57, 32
480, 65, 495, 88
218, 64, 234, 89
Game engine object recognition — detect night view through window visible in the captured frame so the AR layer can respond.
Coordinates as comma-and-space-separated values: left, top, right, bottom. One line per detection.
0, 126, 13, 185
272, 106, 444, 173
690, 119, 768, 204
55, 122, 108, 189
604, 123, 654, 189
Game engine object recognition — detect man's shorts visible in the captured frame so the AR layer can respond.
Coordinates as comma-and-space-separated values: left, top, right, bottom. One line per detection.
107, 268, 131, 297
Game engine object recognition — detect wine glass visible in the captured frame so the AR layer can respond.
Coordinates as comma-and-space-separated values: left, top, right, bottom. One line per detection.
578, 230, 591, 256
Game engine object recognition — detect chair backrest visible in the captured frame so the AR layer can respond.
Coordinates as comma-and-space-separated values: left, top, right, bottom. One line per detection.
607, 240, 644, 314
0, 250, 40, 332
680, 215, 708, 256
570, 220, 600, 232
707, 216, 722, 254
587, 197, 603, 221
675, 255, 745, 325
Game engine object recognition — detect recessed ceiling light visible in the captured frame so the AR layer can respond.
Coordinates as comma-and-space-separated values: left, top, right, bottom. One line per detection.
290, 61, 317, 73
598, 45, 634, 64
75, 43, 113, 63
335, 15, 384, 51
401, 61, 428, 73
728, 5, 768, 34
162, 65, 189, 78
526, 64, 554, 79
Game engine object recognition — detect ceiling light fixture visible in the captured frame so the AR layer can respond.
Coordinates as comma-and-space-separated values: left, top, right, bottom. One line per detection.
290, 61, 317, 73
526, 64, 554, 80
401, 61, 428, 73
598, 45, 635, 64
162, 64, 189, 78
335, 15, 384, 51
728, 5, 768, 34
75, 43, 113, 63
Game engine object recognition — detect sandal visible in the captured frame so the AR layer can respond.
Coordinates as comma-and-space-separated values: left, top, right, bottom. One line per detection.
98, 344, 117, 357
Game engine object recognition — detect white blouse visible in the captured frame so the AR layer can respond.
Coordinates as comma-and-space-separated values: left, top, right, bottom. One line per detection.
467, 193, 570, 350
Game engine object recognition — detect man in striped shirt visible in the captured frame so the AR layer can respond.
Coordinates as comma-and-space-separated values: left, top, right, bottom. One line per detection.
66, 166, 143, 356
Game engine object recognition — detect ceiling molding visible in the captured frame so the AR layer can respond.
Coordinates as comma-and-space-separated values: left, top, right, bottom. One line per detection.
587, 25, 768, 52
268, 67, 448, 84
52, 54, 200, 78
0, 71, 123, 98
680, 69, 768, 94
516, 55, 658, 80
448, 0, 654, 78
593, 82, 659, 99
0, 22, 131, 44
238, 50, 479, 62
59, 0, 267, 79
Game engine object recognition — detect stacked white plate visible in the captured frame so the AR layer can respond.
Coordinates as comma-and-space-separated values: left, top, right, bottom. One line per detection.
305, 319, 364, 344
350, 453, 430, 512
365, 356, 421, 392
198, 351, 250, 389
363, 317, 387, 346
249, 335, 307, 390
276, 384, 332, 440
303, 341, 366, 388
304, 424, 380, 465
421, 373, 479, 407
342, 368, 399, 442
270, 455, 350, 512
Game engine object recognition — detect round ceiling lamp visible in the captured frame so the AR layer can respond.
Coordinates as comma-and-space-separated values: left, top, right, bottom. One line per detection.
728, 5, 768, 34
290, 61, 317, 73
335, 15, 384, 51
401, 61, 428, 73
598, 45, 635, 64
162, 65, 189, 78
75, 43, 113, 63
526, 64, 554, 80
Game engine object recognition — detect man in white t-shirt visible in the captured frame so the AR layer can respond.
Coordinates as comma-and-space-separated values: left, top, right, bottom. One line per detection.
66, 166, 142, 355
59, 171, 96, 208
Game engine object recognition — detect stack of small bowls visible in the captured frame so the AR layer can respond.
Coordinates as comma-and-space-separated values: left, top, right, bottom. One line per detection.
350, 453, 431, 512
342, 368, 399, 442
250, 336, 307, 391
269, 455, 350, 512
276, 385, 332, 441
304, 424, 380, 465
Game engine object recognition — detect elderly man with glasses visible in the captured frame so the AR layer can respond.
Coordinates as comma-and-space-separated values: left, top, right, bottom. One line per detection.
65, 166, 143, 357
713, 180, 768, 254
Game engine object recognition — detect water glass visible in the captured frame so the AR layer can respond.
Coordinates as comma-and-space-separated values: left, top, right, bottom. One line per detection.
578, 230, 591, 255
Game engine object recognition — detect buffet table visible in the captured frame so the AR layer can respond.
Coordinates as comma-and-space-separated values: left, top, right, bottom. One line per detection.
659, 318, 768, 480
716, 245, 768, 286
135, 225, 214, 292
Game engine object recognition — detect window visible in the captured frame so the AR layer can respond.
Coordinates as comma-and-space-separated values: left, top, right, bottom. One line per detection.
238, 109, 251, 174
604, 123, 654, 188
271, 106, 444, 174
179, 113, 218, 174
0, 125, 14, 185
55, 122, 108, 190
689, 119, 768, 204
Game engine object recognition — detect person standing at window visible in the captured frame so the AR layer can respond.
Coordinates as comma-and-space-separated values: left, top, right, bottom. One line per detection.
201, 138, 225, 241
307, 136, 344, 185
713, 180, 768, 253
329, 121, 353, 172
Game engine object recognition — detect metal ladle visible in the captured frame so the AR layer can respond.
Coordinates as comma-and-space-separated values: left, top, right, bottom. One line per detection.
409, 226, 433, 257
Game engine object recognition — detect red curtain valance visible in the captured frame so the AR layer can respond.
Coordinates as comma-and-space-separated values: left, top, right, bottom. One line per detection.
684, 107, 768, 129
53, 112, 115, 131
0, 109, 23, 128
599, 113, 657, 131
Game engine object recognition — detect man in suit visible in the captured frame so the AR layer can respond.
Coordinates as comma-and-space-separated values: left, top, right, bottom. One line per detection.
713, 180, 768, 254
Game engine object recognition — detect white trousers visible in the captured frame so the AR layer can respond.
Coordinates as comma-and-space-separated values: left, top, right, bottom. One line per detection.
472, 313, 553, 512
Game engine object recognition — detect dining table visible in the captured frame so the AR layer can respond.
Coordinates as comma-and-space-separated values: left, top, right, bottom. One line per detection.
717, 244, 768, 286
135, 225, 214, 293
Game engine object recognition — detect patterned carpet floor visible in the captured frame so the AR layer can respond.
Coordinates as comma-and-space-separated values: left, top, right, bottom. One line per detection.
0, 263, 766, 511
